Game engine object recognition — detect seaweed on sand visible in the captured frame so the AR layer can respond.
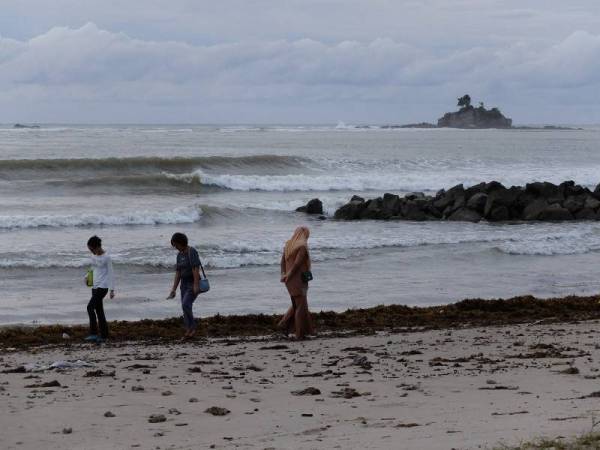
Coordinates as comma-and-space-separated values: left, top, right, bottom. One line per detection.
2, 294, 600, 349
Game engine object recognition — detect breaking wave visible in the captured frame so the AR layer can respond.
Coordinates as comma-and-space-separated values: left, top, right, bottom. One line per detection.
0, 207, 202, 230
0, 155, 308, 178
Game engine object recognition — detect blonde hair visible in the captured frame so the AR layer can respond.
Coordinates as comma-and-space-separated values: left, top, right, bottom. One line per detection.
284, 226, 311, 267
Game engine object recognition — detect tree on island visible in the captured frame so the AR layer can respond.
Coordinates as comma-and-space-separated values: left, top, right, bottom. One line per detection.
457, 94, 471, 109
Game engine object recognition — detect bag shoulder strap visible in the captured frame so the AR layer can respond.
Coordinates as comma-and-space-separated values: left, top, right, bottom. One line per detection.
187, 247, 207, 279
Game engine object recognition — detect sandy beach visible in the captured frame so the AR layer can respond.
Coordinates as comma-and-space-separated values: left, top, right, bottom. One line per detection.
3, 312, 600, 449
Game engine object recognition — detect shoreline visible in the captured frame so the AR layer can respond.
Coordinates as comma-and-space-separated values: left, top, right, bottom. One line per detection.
3, 294, 600, 350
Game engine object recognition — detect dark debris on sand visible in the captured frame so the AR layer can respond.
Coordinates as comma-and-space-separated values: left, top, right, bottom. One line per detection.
3, 294, 600, 349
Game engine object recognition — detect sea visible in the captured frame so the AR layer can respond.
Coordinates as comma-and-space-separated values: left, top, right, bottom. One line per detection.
1, 124, 600, 325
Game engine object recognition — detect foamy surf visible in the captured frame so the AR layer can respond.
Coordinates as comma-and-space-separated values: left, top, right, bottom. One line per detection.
0, 207, 202, 230
6, 221, 599, 270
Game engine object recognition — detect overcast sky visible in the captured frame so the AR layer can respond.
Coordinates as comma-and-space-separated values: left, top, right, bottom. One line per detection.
2, 1, 600, 124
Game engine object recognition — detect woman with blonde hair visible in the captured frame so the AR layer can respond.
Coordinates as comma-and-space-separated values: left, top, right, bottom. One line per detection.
278, 226, 314, 339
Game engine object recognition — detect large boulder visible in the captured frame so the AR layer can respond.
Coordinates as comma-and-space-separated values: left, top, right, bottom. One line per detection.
433, 184, 464, 212
334, 197, 366, 220
537, 204, 574, 221
575, 208, 598, 220
401, 200, 431, 221
513, 191, 536, 214
427, 205, 443, 219
488, 205, 511, 221
449, 195, 466, 213
522, 198, 549, 220
464, 182, 487, 199
562, 195, 586, 213
466, 193, 488, 214
525, 182, 563, 204
585, 195, 600, 210
360, 198, 388, 220
405, 192, 425, 201
382, 193, 402, 215
296, 198, 323, 215
483, 186, 521, 219
559, 181, 586, 198
483, 181, 507, 194
447, 207, 482, 222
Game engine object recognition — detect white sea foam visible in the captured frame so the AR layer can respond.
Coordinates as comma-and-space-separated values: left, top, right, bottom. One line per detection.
335, 121, 353, 130
494, 224, 600, 255
192, 163, 600, 192
218, 126, 266, 133
0, 207, 202, 230
496, 236, 600, 256
4, 152, 600, 194
3, 222, 600, 270
198, 196, 345, 216
0, 227, 496, 269
195, 171, 412, 192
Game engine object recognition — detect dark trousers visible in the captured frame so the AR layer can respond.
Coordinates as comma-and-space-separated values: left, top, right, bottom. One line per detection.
87, 288, 109, 338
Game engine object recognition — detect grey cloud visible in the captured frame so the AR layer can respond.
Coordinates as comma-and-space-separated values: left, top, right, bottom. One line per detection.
4, 1, 600, 46
5, 23, 599, 87
2, 20, 600, 123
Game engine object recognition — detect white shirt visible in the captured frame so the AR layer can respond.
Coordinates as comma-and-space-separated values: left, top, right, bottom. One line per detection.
91, 254, 115, 290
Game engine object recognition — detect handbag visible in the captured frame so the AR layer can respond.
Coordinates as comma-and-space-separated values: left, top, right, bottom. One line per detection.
188, 248, 210, 293
198, 260, 210, 293
301, 271, 313, 283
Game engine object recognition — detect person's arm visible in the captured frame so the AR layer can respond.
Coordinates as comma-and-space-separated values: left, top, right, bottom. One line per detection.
107, 256, 116, 299
168, 270, 181, 299
286, 247, 307, 280
190, 249, 201, 294
280, 252, 286, 282
191, 267, 200, 295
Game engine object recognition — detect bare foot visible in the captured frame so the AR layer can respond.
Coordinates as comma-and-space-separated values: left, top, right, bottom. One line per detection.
277, 324, 289, 338
179, 332, 190, 342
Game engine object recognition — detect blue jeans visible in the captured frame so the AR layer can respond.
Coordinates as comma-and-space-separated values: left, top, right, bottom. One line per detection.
180, 280, 197, 331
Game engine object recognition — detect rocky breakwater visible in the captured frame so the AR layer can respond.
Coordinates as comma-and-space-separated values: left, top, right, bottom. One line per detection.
333, 181, 600, 222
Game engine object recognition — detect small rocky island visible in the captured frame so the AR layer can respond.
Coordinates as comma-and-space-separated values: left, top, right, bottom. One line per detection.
377, 95, 580, 129
379, 95, 581, 130
297, 180, 600, 222
437, 95, 512, 129
13, 123, 40, 129
379, 95, 513, 129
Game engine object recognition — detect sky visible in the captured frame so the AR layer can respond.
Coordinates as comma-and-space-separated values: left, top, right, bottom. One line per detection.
1, 1, 600, 124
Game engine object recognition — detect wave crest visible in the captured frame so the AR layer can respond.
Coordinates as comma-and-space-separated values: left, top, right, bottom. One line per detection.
0, 155, 307, 177
0, 207, 202, 230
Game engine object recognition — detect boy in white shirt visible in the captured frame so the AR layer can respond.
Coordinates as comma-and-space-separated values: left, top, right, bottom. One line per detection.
85, 235, 115, 343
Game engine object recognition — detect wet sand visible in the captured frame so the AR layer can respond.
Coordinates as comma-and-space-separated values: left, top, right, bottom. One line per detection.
2, 314, 600, 449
